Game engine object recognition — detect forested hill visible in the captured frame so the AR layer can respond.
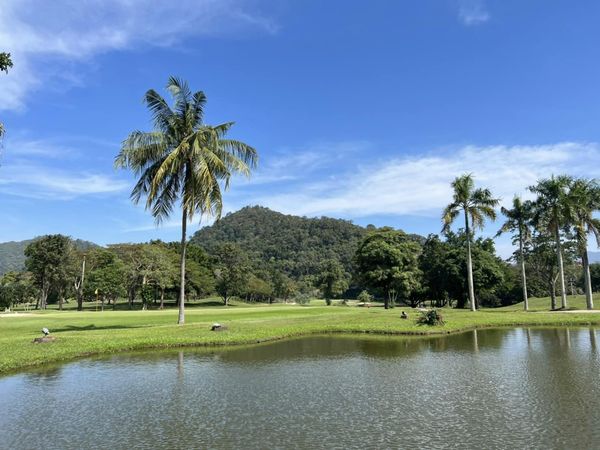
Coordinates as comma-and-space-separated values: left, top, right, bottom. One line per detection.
191, 206, 424, 280
0, 238, 97, 275
191, 206, 368, 278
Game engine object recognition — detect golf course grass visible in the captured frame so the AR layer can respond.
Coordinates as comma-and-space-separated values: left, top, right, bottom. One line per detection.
1, 294, 600, 375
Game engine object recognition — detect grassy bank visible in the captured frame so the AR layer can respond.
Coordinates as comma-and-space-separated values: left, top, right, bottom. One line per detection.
2, 294, 600, 375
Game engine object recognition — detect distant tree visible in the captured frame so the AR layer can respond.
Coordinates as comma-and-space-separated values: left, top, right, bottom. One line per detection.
442, 174, 499, 311
115, 76, 257, 324
354, 228, 422, 309
357, 290, 373, 304
242, 275, 273, 302
214, 243, 251, 306
0, 271, 34, 310
590, 263, 600, 293
24, 235, 73, 309
529, 175, 573, 308
565, 178, 600, 309
85, 249, 126, 311
496, 197, 533, 310
271, 271, 297, 303
317, 258, 349, 305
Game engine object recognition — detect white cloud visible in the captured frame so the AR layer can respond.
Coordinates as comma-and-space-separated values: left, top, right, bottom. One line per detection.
458, 0, 490, 26
251, 142, 600, 219
0, 163, 128, 199
0, 0, 277, 111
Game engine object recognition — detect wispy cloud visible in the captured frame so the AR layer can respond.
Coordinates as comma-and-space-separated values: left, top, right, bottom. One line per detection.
458, 0, 490, 26
0, 0, 278, 111
250, 142, 600, 218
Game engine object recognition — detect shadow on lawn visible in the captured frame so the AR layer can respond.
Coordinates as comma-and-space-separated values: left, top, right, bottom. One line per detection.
52, 324, 143, 332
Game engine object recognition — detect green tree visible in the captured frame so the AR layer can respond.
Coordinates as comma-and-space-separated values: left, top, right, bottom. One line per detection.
317, 258, 349, 305
496, 197, 533, 310
565, 178, 600, 309
85, 250, 126, 311
0, 271, 34, 310
214, 243, 251, 306
529, 175, 573, 309
354, 228, 422, 309
116, 77, 257, 324
24, 235, 73, 309
442, 174, 499, 311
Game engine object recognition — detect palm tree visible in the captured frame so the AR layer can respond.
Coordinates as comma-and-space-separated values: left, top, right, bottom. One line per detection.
565, 178, 600, 310
116, 77, 257, 324
496, 197, 532, 311
529, 175, 572, 309
442, 174, 499, 311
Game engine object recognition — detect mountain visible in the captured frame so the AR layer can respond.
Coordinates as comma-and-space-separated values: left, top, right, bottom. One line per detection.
191, 206, 423, 281
191, 206, 367, 279
0, 238, 98, 275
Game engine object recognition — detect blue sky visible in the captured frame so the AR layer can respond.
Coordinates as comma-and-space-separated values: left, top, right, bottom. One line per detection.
1, 0, 600, 257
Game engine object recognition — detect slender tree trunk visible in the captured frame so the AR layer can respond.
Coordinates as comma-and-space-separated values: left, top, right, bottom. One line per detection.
518, 230, 529, 311
555, 223, 568, 309
77, 256, 86, 311
178, 207, 187, 325
583, 249, 594, 310
550, 275, 557, 310
465, 210, 476, 311
160, 287, 165, 310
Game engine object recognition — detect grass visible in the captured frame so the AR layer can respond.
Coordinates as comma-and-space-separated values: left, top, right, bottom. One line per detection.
2, 293, 600, 375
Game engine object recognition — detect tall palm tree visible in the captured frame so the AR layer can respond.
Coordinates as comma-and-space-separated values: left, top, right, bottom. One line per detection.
496, 197, 532, 311
442, 174, 499, 311
565, 178, 600, 310
116, 77, 257, 324
529, 175, 572, 309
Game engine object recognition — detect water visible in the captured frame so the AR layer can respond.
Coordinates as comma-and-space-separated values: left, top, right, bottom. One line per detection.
1, 328, 600, 449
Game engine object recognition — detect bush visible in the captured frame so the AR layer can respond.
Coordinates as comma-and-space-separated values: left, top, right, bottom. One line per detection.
357, 290, 373, 303
416, 309, 444, 326
294, 293, 311, 305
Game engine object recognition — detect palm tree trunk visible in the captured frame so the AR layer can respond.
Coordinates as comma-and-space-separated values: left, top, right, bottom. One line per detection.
555, 223, 568, 309
518, 230, 529, 311
583, 249, 594, 310
465, 210, 476, 311
178, 207, 187, 325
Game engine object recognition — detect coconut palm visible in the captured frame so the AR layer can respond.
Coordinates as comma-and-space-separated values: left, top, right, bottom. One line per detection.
442, 174, 499, 311
496, 197, 533, 311
115, 77, 257, 324
529, 175, 573, 309
565, 178, 600, 310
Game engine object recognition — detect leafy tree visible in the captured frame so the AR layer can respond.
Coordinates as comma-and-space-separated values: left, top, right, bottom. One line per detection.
0, 271, 34, 310
357, 290, 373, 304
317, 259, 349, 305
24, 235, 73, 309
0, 51, 13, 139
85, 250, 126, 311
497, 197, 533, 310
214, 243, 251, 306
241, 275, 273, 302
116, 77, 257, 324
565, 178, 600, 309
354, 228, 422, 309
442, 174, 499, 311
590, 263, 600, 293
271, 270, 297, 303
529, 175, 573, 308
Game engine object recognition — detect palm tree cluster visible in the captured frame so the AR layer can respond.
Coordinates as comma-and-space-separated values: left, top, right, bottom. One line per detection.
445, 174, 600, 311
116, 77, 257, 324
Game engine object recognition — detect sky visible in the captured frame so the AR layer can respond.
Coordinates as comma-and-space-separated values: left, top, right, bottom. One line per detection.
1, 0, 600, 258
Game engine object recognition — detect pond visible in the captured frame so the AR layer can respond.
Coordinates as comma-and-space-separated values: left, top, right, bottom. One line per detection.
1, 328, 600, 449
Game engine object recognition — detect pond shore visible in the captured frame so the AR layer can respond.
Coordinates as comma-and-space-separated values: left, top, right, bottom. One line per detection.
2, 297, 600, 375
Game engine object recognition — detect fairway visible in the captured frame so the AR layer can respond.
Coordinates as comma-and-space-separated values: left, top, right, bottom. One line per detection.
2, 294, 600, 375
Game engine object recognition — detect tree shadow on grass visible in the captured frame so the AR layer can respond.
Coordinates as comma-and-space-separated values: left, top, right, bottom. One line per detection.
52, 324, 143, 332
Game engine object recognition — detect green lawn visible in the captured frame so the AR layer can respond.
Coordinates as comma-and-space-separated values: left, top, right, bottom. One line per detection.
2, 294, 600, 375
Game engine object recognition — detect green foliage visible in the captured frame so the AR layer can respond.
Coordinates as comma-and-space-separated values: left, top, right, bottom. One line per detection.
24, 235, 73, 309
416, 309, 445, 326
191, 206, 368, 282
357, 290, 373, 303
354, 228, 422, 309
214, 243, 252, 305
0, 52, 12, 73
317, 258, 349, 304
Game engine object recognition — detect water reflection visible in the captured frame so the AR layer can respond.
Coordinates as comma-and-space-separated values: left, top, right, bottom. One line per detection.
2, 328, 600, 450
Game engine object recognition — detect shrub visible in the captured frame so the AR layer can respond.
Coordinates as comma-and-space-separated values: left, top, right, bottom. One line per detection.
294, 293, 311, 305
357, 290, 373, 303
416, 309, 444, 326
